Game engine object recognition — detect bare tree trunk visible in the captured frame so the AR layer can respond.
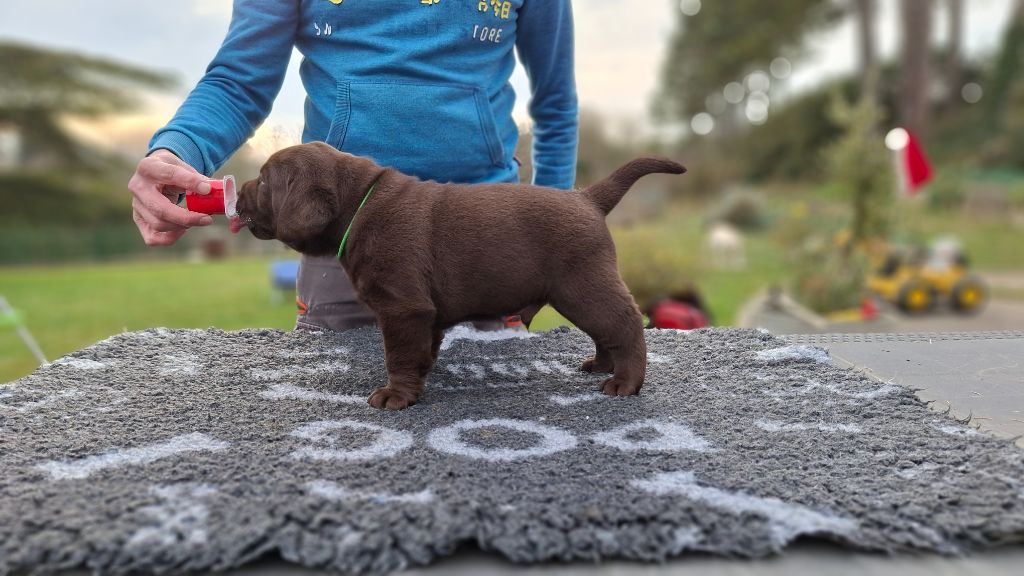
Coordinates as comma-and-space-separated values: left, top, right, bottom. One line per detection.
946, 0, 964, 104
900, 0, 934, 138
855, 0, 879, 102
986, 0, 1024, 129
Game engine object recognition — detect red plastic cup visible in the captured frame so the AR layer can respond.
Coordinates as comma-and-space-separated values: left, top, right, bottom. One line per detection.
185, 175, 237, 217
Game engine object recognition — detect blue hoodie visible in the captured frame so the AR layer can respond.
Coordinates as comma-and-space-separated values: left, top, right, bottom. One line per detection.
149, 0, 578, 190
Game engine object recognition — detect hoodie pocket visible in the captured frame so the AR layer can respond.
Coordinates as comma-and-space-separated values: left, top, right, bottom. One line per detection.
325, 81, 505, 181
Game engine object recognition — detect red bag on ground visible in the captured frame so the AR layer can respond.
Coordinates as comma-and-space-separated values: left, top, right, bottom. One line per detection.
648, 299, 710, 330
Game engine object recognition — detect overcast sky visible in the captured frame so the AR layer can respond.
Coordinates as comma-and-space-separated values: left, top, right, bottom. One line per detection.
0, 0, 1016, 154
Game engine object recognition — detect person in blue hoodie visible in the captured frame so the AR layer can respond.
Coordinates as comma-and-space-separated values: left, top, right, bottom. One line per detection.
128, 0, 578, 331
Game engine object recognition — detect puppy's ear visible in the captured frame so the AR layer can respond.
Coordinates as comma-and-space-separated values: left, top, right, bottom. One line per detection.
275, 186, 339, 244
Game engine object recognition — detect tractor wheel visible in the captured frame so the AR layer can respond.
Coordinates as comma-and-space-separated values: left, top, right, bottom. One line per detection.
951, 275, 988, 314
897, 279, 936, 315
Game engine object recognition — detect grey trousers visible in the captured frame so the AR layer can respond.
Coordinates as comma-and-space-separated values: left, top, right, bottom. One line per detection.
295, 255, 377, 332
295, 254, 506, 332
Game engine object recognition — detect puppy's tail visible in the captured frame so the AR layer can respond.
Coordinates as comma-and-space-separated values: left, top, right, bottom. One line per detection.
583, 157, 686, 215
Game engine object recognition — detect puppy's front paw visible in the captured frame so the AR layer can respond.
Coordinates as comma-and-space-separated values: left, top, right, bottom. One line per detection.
599, 377, 642, 397
580, 356, 614, 374
368, 386, 417, 410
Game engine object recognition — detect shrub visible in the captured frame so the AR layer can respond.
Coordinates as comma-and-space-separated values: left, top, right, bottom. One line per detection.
791, 236, 868, 314
0, 171, 125, 226
824, 94, 895, 243
614, 227, 700, 310
706, 188, 768, 231
927, 169, 966, 211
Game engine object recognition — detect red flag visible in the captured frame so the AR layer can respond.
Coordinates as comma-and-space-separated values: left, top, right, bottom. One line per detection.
900, 130, 933, 195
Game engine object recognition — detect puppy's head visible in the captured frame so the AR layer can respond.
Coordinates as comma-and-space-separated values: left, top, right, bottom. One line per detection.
234, 142, 382, 255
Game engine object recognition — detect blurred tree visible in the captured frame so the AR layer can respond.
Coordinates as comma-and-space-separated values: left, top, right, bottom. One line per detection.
826, 94, 894, 244
0, 41, 175, 172
0, 40, 177, 246
855, 0, 879, 101
945, 0, 964, 106
900, 0, 934, 138
653, 0, 838, 123
739, 86, 847, 181
788, 94, 893, 314
985, 0, 1024, 133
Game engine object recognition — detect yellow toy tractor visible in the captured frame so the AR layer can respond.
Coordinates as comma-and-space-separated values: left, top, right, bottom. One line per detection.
866, 238, 988, 314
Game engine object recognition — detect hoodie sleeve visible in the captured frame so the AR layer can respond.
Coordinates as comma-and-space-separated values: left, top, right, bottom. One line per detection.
515, 0, 579, 190
148, 1, 300, 175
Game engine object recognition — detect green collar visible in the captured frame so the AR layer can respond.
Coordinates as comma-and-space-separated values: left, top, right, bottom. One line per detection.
336, 178, 379, 260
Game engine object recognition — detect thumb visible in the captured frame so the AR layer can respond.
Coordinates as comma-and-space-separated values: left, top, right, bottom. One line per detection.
190, 180, 212, 195
142, 157, 212, 195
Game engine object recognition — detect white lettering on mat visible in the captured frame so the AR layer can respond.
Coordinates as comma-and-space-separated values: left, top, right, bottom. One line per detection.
427, 418, 578, 462
439, 325, 535, 351
36, 433, 230, 481
34, 418, 726, 481
631, 471, 858, 545
305, 480, 435, 505
756, 345, 829, 364
278, 347, 350, 359
289, 420, 414, 462
593, 420, 713, 452
283, 418, 713, 463
445, 363, 489, 380
489, 362, 530, 378
157, 354, 200, 377
249, 361, 350, 381
259, 383, 366, 405
438, 359, 575, 384
125, 484, 219, 550
0, 388, 82, 413
549, 392, 605, 406
755, 419, 862, 434
53, 357, 109, 370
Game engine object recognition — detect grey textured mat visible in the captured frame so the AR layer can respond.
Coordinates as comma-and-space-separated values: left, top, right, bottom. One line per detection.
2, 327, 1023, 575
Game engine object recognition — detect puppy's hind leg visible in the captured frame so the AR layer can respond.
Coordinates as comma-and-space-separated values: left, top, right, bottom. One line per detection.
551, 277, 646, 396
368, 308, 436, 410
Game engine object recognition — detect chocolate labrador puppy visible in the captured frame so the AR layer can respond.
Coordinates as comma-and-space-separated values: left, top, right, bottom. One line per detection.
234, 142, 686, 410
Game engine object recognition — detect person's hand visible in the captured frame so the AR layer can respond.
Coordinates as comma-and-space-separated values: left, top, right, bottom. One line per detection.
128, 149, 214, 246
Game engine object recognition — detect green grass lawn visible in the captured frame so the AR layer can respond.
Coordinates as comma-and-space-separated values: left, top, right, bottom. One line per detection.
910, 212, 1024, 271
1, 258, 298, 383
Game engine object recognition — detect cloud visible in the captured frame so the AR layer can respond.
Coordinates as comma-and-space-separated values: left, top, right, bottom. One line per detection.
191, 0, 233, 20
570, 0, 672, 122
512, 1, 672, 130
